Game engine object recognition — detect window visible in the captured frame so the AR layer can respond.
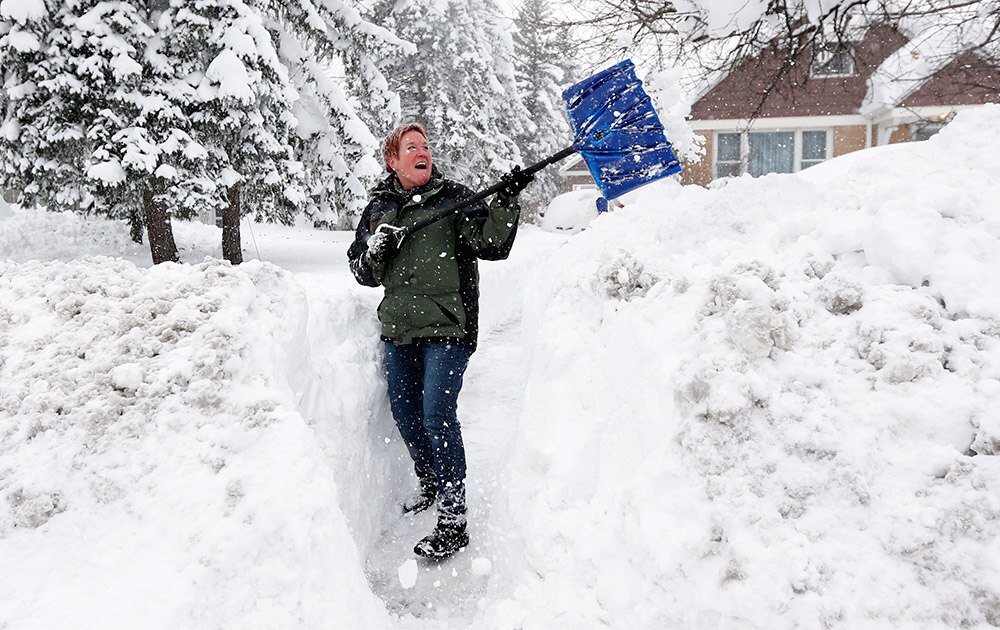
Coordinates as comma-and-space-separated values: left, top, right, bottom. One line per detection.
748, 131, 794, 176
715, 132, 742, 179
800, 130, 828, 169
714, 129, 829, 179
812, 44, 855, 77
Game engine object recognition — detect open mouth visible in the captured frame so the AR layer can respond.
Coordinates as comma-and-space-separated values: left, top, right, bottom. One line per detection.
415, 161, 428, 170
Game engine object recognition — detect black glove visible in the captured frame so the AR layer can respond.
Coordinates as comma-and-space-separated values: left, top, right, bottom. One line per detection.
500, 166, 534, 197
366, 230, 395, 265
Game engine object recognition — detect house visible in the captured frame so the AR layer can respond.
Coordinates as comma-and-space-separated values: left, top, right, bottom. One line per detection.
557, 153, 600, 191
682, 23, 999, 186
556, 23, 997, 191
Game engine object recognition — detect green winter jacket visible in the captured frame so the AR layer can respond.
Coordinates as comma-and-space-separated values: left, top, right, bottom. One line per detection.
348, 170, 520, 347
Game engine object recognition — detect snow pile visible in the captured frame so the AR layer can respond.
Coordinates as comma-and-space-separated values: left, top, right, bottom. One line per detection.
540, 189, 600, 234
0, 205, 147, 263
0, 257, 393, 628
482, 105, 1000, 627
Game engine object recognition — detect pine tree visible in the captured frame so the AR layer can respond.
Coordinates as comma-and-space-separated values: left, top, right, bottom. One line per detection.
74, 1, 176, 249
2, 0, 407, 259
0, 0, 90, 213
512, 0, 577, 220
88, 0, 218, 263
267, 0, 413, 229
1, 0, 201, 261
374, 0, 529, 190
158, 0, 306, 264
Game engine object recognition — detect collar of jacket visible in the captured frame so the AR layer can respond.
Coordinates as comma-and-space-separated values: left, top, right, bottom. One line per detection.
373, 167, 446, 205
369, 167, 448, 228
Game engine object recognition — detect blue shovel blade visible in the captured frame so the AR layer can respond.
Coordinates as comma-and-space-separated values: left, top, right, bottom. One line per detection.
563, 59, 682, 200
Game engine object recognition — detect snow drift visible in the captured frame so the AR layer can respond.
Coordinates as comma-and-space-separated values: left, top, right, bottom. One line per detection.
0, 257, 395, 628
478, 105, 1000, 628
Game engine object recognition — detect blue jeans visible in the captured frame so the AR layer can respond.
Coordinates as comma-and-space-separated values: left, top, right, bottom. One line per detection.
384, 340, 474, 524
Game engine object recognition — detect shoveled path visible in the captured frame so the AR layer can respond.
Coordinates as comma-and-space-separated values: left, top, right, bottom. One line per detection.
363, 318, 527, 626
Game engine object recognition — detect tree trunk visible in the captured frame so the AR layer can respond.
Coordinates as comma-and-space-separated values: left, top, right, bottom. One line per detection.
129, 205, 144, 244
143, 181, 179, 264
222, 184, 243, 265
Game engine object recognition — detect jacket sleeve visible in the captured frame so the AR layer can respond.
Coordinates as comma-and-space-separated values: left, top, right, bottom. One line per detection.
455, 186, 521, 261
347, 204, 380, 287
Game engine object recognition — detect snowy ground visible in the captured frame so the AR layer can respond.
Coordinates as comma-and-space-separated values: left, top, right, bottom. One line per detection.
2, 105, 1000, 629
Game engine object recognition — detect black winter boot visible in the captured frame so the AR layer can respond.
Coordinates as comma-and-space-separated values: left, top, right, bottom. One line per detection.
413, 520, 469, 559
402, 477, 436, 515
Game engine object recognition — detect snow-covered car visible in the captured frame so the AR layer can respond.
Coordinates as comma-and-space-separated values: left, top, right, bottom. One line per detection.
540, 189, 601, 234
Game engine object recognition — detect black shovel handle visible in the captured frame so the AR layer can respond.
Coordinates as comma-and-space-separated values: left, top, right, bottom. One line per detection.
391, 145, 577, 245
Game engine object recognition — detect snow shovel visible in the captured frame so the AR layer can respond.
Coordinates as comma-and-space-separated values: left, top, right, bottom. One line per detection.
377, 59, 682, 246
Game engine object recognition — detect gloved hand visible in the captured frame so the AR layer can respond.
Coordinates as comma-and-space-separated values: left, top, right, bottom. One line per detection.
366, 230, 395, 266
500, 166, 534, 197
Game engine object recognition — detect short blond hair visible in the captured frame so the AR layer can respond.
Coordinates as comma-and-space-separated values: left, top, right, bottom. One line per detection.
382, 122, 428, 172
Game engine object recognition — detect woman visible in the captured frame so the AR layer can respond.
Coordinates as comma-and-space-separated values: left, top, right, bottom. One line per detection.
348, 122, 532, 558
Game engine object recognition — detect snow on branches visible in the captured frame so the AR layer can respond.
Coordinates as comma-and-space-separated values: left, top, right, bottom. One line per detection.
0, 0, 408, 258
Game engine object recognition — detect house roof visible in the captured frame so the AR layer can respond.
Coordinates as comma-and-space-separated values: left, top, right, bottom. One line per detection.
688, 21, 995, 122
558, 153, 589, 176
861, 25, 967, 116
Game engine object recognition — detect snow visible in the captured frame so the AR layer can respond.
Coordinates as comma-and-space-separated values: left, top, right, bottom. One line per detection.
1, 118, 18, 141
471, 557, 493, 576
2, 104, 1000, 628
87, 160, 127, 185
206, 49, 256, 103
795, 142, 913, 186
111, 52, 143, 78
4, 25, 41, 52
540, 188, 600, 233
861, 25, 963, 117
398, 559, 418, 589
0, 0, 46, 24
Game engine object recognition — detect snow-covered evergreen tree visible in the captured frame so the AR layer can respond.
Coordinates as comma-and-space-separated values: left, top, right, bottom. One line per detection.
512, 0, 577, 219
373, 0, 529, 190
86, 0, 219, 262
267, 0, 413, 228
3, 0, 413, 255
156, 0, 306, 262
0, 0, 89, 213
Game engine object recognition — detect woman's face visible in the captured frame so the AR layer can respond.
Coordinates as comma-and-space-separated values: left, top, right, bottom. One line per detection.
388, 130, 432, 190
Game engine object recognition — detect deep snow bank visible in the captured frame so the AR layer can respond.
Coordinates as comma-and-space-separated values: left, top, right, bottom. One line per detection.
480, 106, 1000, 628
0, 257, 394, 628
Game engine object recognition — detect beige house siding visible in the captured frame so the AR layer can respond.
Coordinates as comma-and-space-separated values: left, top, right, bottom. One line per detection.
832, 125, 869, 157
682, 133, 714, 186
888, 126, 912, 144
565, 173, 596, 189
